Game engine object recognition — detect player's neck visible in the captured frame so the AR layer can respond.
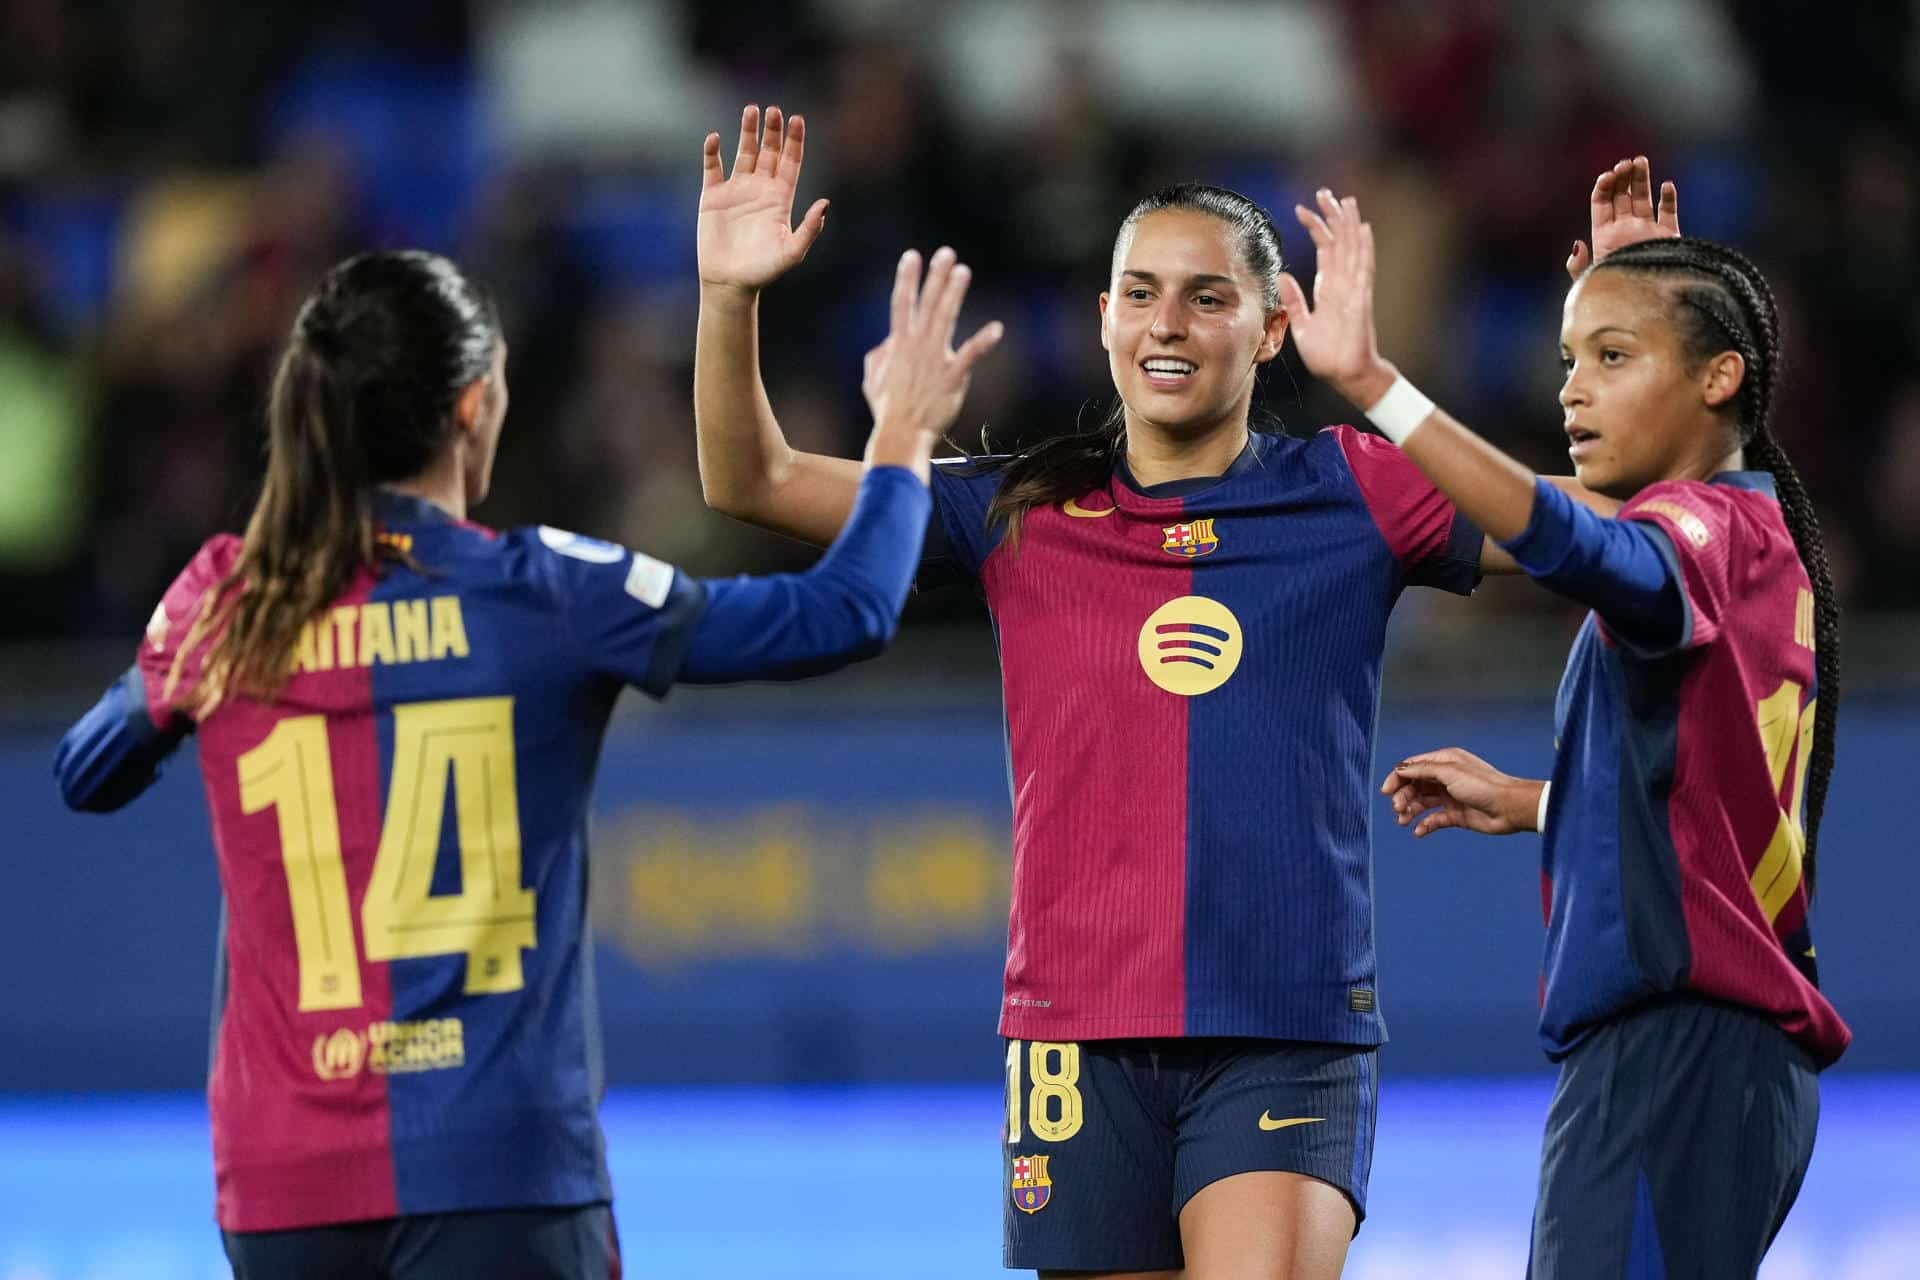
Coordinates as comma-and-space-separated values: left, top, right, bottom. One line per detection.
1123, 419, 1250, 488
384, 450, 468, 521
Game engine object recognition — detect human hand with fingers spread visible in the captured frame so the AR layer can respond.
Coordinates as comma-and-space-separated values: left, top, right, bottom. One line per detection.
1567, 155, 1680, 278
698, 104, 831, 297
1380, 748, 1545, 838
1274, 189, 1398, 411
861, 246, 1005, 480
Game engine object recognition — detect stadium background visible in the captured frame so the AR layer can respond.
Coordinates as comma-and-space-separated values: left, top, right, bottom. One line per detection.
1, 0, 1916, 1275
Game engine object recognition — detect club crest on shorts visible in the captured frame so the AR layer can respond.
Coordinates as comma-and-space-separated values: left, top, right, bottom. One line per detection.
1161, 518, 1219, 558
1011, 1154, 1053, 1213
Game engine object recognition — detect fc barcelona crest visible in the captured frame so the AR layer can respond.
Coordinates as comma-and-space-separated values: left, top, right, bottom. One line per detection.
1011, 1154, 1053, 1213
1162, 518, 1219, 558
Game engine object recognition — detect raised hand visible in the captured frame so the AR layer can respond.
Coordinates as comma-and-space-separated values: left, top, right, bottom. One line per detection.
861, 246, 1004, 474
698, 105, 831, 294
1275, 189, 1397, 409
1380, 748, 1542, 838
1568, 155, 1680, 278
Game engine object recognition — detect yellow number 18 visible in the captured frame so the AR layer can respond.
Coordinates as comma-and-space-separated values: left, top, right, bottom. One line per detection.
1004, 1040, 1084, 1144
236, 696, 536, 1011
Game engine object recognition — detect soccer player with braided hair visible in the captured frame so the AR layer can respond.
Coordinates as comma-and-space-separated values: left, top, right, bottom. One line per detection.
1280, 181, 1848, 1277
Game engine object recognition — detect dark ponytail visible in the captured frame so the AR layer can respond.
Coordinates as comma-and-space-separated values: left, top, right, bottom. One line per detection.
981, 183, 1285, 544
1596, 237, 1840, 894
167, 251, 499, 713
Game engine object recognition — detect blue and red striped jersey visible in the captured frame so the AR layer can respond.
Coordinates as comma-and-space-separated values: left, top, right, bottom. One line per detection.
101, 467, 930, 1233
928, 426, 1481, 1045
134, 495, 704, 1231
1539, 473, 1850, 1067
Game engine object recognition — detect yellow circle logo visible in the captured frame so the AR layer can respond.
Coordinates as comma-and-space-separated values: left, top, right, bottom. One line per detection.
1138, 596, 1243, 696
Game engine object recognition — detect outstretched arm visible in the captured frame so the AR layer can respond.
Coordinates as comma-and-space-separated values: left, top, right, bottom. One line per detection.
1278, 190, 1680, 644
692, 105, 999, 547
678, 246, 1002, 682
1380, 748, 1547, 838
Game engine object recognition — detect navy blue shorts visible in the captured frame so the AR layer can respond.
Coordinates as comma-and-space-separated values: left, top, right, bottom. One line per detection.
1529, 997, 1820, 1279
221, 1203, 620, 1280
1001, 1037, 1378, 1273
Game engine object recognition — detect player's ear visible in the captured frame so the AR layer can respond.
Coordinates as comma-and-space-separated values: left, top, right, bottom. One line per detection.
1098, 292, 1113, 352
1700, 349, 1744, 411
453, 374, 488, 437
1257, 305, 1289, 364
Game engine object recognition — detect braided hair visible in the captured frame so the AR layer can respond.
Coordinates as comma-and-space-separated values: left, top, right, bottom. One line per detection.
1594, 237, 1840, 894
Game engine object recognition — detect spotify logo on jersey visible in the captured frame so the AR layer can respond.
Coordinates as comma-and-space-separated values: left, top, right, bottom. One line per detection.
1137, 596, 1244, 696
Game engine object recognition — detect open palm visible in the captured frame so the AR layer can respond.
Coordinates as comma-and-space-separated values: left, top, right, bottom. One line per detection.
1275, 189, 1389, 403
698, 105, 830, 292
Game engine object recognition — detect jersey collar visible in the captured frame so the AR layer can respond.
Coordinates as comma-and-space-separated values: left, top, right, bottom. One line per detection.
1112, 431, 1271, 506
1710, 470, 1777, 498
374, 488, 459, 526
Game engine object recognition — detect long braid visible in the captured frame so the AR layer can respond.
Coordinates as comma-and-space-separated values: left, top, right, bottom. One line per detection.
1598, 238, 1841, 895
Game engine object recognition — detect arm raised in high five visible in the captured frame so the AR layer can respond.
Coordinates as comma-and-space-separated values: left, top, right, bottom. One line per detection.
693, 104, 1000, 546
1278, 189, 1686, 648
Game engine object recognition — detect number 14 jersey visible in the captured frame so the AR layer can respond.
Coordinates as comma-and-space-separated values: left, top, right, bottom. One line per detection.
137, 493, 703, 1232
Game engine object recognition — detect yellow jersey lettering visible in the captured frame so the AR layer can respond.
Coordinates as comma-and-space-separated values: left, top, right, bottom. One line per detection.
393, 599, 430, 663
359, 601, 396, 667
291, 620, 322, 674
430, 596, 470, 660
331, 606, 357, 668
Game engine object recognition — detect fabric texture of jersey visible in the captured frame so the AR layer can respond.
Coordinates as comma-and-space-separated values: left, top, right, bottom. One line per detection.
1531, 473, 1850, 1067
134, 494, 706, 1232
928, 426, 1481, 1045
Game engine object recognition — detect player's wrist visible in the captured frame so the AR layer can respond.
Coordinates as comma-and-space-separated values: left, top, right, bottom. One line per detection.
1521, 779, 1549, 833
698, 280, 762, 311
1336, 360, 1398, 414
1359, 369, 1436, 447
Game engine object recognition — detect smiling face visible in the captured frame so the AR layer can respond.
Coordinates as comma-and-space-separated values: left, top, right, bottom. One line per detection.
1099, 208, 1288, 443
1558, 270, 1746, 498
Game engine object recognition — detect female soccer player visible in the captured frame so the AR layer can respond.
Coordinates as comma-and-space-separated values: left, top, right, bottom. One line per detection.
693, 107, 1657, 1278
1278, 191, 1849, 1277
53, 242, 998, 1278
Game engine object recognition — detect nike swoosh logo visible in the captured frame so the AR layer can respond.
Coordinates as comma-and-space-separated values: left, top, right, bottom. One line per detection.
1259, 1113, 1326, 1131
1062, 497, 1117, 518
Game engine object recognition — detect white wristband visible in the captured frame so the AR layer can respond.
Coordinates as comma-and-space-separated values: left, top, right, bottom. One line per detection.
1535, 781, 1552, 833
1364, 375, 1436, 445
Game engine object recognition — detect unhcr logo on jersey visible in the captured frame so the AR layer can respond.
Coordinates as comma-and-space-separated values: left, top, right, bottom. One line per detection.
1137, 596, 1244, 696
311, 1018, 466, 1080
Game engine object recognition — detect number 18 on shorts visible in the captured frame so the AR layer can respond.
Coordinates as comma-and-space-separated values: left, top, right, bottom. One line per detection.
1001, 1037, 1379, 1273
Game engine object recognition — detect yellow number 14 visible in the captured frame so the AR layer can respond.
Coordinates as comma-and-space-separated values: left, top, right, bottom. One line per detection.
236, 697, 536, 1012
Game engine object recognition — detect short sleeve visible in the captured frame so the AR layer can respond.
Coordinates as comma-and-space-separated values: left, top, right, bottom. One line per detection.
920, 457, 1008, 588
1329, 425, 1482, 594
1616, 480, 1739, 654
135, 534, 243, 733
519, 525, 708, 698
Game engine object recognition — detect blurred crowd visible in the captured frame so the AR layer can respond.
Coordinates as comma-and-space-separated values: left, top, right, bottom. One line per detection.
1, 0, 1916, 643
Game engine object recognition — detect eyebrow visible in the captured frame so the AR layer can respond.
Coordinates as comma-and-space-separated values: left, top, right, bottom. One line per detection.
1120, 270, 1238, 289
